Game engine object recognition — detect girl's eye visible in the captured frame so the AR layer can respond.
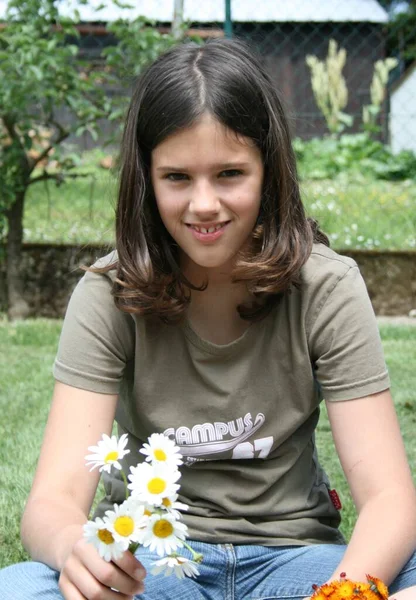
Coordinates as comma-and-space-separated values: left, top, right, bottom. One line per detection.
219, 169, 243, 178
165, 173, 188, 181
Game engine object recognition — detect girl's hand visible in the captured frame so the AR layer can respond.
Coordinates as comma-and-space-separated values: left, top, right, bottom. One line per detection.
59, 537, 146, 599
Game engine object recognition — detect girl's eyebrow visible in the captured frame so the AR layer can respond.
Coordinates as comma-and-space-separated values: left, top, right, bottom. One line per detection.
155, 162, 251, 172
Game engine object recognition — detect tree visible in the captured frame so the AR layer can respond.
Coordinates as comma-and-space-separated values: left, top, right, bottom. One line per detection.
386, 3, 416, 67
0, 0, 179, 319
377, 1, 416, 68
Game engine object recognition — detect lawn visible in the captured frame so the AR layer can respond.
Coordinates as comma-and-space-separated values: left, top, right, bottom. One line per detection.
23, 152, 416, 249
0, 318, 415, 569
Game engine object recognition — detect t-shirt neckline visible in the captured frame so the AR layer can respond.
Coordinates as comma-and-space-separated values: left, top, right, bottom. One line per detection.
181, 314, 269, 357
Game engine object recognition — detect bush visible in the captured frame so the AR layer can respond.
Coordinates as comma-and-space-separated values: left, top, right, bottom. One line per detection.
294, 134, 416, 181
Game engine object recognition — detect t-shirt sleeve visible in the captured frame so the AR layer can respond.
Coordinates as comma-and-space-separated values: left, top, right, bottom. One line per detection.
53, 268, 135, 394
308, 265, 390, 401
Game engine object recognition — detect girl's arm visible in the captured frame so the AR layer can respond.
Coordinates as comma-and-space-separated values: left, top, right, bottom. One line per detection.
21, 381, 145, 599
326, 388, 416, 584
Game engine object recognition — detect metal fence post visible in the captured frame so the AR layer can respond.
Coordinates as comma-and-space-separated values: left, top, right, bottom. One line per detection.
224, 0, 232, 38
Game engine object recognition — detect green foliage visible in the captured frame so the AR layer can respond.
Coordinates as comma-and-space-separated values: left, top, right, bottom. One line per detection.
0, 0, 182, 245
294, 134, 416, 181
306, 40, 399, 138
0, 0, 108, 238
306, 40, 351, 135
303, 178, 416, 250
103, 17, 178, 81
386, 3, 416, 66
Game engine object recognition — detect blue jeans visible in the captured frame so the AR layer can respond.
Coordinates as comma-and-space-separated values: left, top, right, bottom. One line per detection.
0, 542, 415, 599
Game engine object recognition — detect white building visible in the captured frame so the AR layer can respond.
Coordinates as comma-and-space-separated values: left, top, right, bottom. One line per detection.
390, 62, 416, 154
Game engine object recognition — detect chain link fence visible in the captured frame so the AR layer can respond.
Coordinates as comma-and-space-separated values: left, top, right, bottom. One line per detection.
67, 0, 415, 154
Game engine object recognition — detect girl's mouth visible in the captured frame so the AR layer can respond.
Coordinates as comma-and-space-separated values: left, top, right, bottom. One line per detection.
186, 221, 230, 242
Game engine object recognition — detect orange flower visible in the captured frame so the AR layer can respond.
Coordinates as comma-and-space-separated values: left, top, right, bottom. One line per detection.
335, 580, 357, 597
310, 575, 389, 600
363, 591, 384, 600
310, 583, 335, 598
366, 575, 389, 600
314, 583, 337, 597
312, 592, 335, 600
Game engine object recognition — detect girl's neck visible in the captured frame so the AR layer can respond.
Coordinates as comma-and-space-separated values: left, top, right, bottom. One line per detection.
182, 263, 254, 345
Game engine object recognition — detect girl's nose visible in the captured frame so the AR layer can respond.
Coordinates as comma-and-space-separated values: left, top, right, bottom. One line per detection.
189, 180, 221, 216
189, 181, 220, 215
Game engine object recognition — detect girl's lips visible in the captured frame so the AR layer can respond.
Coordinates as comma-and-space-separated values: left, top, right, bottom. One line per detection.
186, 221, 230, 242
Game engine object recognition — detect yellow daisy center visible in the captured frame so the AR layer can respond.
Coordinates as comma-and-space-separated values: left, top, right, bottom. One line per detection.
104, 451, 119, 463
154, 448, 167, 461
153, 519, 174, 538
114, 516, 135, 537
162, 498, 171, 507
97, 529, 114, 545
147, 477, 166, 494
144, 509, 152, 516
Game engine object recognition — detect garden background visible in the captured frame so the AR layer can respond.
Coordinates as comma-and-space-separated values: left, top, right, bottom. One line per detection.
0, 0, 415, 569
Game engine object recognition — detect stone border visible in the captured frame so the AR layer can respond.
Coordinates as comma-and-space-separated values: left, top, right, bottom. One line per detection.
0, 244, 415, 318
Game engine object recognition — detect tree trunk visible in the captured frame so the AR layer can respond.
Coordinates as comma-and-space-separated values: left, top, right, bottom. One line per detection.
6, 190, 31, 320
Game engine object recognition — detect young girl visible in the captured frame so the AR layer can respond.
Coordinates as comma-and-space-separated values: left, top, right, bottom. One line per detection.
1, 38, 415, 600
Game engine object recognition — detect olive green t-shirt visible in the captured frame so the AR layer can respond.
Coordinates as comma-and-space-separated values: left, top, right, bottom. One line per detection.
53, 244, 390, 546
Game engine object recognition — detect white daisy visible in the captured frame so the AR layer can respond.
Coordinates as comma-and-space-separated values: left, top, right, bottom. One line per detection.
83, 517, 126, 562
151, 555, 200, 579
128, 462, 180, 506
85, 433, 130, 473
142, 502, 159, 518
141, 513, 188, 557
140, 433, 183, 468
105, 501, 148, 546
160, 493, 189, 519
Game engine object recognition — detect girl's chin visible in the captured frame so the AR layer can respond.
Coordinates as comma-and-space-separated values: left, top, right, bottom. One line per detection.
180, 251, 236, 274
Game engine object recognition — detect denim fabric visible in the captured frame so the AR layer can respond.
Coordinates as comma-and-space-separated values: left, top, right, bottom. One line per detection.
0, 543, 415, 600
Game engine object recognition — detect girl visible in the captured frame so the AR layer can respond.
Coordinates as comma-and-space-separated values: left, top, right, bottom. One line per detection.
1, 38, 415, 600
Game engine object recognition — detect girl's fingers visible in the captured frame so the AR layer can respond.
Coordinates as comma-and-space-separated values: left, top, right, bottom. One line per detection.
59, 573, 88, 600
62, 560, 136, 600
92, 561, 145, 597
112, 551, 147, 583
78, 547, 145, 596
69, 539, 145, 596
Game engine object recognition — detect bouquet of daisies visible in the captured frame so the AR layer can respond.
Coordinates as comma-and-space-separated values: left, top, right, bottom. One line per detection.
83, 432, 202, 579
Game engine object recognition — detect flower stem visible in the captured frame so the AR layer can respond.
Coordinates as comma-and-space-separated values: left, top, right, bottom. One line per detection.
128, 541, 140, 555
182, 541, 203, 563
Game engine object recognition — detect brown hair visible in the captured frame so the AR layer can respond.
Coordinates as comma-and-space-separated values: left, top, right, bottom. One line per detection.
95, 38, 328, 322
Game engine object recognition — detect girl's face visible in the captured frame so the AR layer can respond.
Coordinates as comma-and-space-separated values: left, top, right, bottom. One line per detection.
150, 114, 264, 276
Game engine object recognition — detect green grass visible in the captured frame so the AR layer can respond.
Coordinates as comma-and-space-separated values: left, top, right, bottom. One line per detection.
25, 156, 117, 245
302, 178, 416, 250
0, 319, 415, 568
23, 152, 416, 249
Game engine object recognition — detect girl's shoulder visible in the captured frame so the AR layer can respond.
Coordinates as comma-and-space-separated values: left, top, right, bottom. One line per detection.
76, 250, 119, 300
298, 243, 372, 333
300, 243, 359, 292
87, 249, 118, 278
67, 249, 132, 331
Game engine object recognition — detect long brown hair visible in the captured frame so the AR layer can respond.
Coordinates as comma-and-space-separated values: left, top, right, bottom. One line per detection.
95, 38, 329, 322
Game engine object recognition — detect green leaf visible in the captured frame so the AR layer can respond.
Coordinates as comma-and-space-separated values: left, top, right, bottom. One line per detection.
29, 65, 43, 80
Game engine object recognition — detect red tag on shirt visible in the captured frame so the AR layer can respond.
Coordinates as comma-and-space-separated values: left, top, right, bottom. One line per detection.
329, 489, 342, 510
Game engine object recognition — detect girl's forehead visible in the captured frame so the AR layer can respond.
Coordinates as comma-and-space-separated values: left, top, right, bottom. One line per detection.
151, 115, 258, 166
